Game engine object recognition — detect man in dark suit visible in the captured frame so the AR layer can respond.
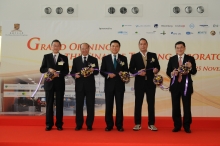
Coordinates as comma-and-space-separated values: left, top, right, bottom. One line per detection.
129, 38, 160, 131
166, 41, 197, 133
70, 43, 99, 131
40, 39, 69, 131
100, 40, 128, 132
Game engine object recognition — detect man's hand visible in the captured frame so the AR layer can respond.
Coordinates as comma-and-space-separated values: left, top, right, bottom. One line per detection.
185, 62, 192, 68
171, 68, 179, 76
108, 73, 116, 78
90, 68, 94, 73
53, 72, 59, 78
153, 68, 159, 74
48, 68, 56, 73
138, 69, 146, 76
75, 73, 80, 78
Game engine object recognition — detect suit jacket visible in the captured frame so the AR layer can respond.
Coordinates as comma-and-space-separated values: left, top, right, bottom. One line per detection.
129, 52, 160, 90
40, 53, 69, 91
100, 54, 128, 92
166, 54, 197, 95
70, 55, 99, 92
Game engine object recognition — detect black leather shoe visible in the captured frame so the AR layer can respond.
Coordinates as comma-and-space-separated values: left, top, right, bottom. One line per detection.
105, 127, 112, 131
57, 127, 63, 131
45, 126, 52, 131
117, 128, 124, 132
87, 127, 93, 131
172, 128, 181, 132
75, 126, 82, 131
184, 129, 191, 133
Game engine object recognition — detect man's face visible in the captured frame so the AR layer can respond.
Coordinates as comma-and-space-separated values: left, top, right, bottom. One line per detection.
175, 44, 185, 56
110, 43, 120, 54
80, 44, 90, 56
139, 40, 148, 52
51, 42, 61, 54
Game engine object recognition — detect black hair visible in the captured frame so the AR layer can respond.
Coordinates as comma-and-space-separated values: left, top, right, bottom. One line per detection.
51, 39, 61, 46
175, 41, 185, 48
110, 40, 121, 47
139, 38, 148, 44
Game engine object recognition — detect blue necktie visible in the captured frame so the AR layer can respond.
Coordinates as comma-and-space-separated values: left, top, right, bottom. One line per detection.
113, 55, 117, 69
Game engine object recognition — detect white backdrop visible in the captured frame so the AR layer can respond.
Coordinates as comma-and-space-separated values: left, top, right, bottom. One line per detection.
0, 20, 220, 116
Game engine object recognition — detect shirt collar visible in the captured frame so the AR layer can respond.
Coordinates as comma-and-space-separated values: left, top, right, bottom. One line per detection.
82, 55, 89, 59
53, 53, 59, 56
140, 51, 147, 57
111, 54, 118, 59
178, 54, 185, 59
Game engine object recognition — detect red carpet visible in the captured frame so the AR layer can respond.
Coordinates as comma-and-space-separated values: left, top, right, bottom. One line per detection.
0, 116, 220, 146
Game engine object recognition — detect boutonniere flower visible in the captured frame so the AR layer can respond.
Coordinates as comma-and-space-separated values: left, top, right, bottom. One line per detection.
90, 63, 96, 67
60, 58, 65, 63
150, 58, 155, 63
117, 58, 125, 66
120, 61, 125, 66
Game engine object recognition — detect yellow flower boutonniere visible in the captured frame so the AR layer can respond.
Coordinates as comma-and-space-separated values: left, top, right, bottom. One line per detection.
151, 58, 155, 63
120, 61, 125, 66
90, 63, 95, 67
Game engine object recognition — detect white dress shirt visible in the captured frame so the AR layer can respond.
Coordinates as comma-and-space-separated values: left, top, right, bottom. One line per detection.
53, 53, 59, 63
111, 54, 118, 63
82, 55, 89, 63
140, 51, 147, 57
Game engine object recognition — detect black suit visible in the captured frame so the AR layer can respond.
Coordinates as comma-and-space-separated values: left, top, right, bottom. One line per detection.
70, 55, 99, 128
100, 54, 128, 129
129, 52, 160, 125
166, 54, 197, 130
40, 53, 69, 128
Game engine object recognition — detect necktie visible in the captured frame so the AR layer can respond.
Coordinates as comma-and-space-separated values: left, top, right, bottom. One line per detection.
83, 57, 87, 67
142, 55, 147, 80
178, 57, 182, 82
113, 55, 117, 69
53, 55, 56, 64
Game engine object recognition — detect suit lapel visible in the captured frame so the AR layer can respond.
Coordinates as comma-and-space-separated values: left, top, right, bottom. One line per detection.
174, 55, 179, 68
79, 55, 84, 68
87, 55, 92, 65
50, 53, 56, 67
146, 52, 150, 68
56, 54, 62, 65
108, 54, 115, 71
183, 54, 188, 64
116, 54, 122, 71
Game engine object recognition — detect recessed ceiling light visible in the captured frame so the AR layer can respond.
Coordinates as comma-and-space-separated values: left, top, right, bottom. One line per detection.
131, 7, 139, 14
197, 6, 204, 13
67, 7, 74, 14
173, 6, 180, 14
185, 6, 192, 14
56, 7, 63, 14
44, 7, 52, 14
120, 7, 127, 14
108, 7, 115, 14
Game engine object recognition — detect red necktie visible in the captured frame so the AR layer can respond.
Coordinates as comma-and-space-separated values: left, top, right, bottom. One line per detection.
178, 57, 182, 82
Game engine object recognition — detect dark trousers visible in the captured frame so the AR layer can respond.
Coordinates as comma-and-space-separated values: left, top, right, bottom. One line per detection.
134, 81, 156, 125
75, 87, 95, 128
171, 86, 192, 130
45, 87, 64, 128
105, 90, 124, 129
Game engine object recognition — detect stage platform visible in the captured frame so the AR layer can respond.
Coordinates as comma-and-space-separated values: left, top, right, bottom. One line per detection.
0, 116, 219, 146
